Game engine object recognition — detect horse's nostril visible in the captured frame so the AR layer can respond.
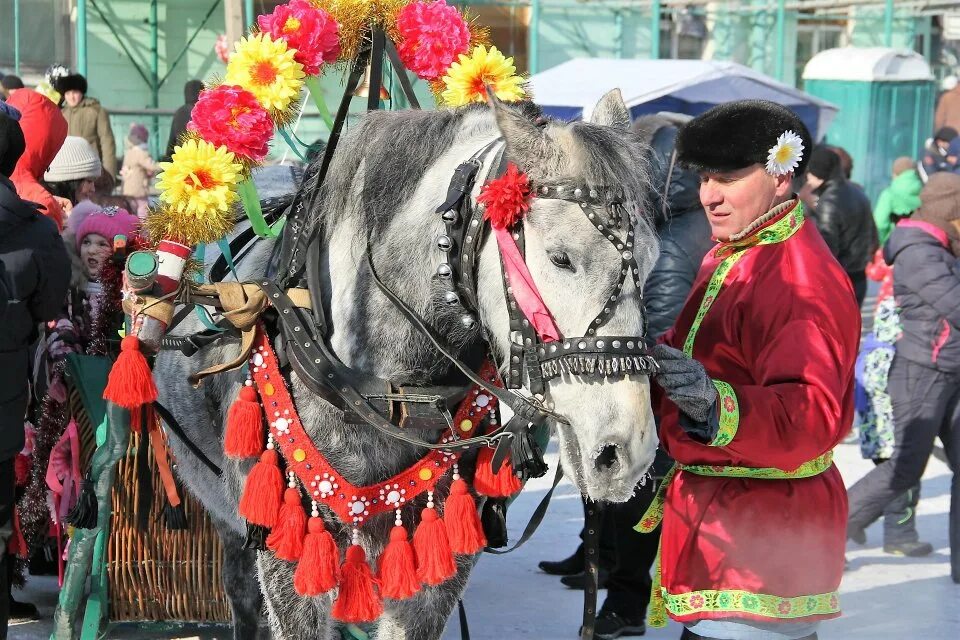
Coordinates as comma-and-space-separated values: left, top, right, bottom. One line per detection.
594, 444, 620, 472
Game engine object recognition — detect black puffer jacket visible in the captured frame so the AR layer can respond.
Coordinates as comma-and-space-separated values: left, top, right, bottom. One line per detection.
885, 222, 960, 372
812, 169, 878, 274
0, 175, 71, 461
644, 125, 715, 339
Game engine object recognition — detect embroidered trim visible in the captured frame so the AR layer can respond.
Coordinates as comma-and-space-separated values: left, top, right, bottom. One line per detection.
249, 327, 501, 525
726, 199, 802, 244
710, 380, 739, 447
681, 451, 834, 480
683, 201, 805, 357
662, 587, 840, 621
634, 465, 676, 534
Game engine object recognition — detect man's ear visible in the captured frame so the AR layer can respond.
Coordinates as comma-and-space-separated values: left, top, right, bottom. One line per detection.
777, 173, 795, 197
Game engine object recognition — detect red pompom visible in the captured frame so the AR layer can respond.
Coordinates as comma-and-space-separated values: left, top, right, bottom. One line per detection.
224, 385, 264, 458
478, 163, 532, 230
332, 545, 383, 623
238, 449, 283, 527
473, 446, 521, 498
266, 488, 307, 561
378, 525, 420, 600
413, 508, 457, 586
443, 478, 487, 555
103, 336, 158, 409
294, 517, 340, 596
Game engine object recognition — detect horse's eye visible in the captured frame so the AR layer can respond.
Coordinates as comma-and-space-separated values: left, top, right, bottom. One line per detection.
549, 251, 574, 271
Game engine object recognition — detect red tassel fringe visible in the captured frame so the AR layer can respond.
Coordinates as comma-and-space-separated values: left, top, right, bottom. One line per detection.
332, 545, 383, 623
378, 525, 420, 600
443, 479, 487, 555
473, 447, 521, 498
294, 517, 340, 596
266, 488, 306, 561
238, 449, 283, 527
103, 335, 158, 409
224, 386, 264, 458
413, 508, 456, 586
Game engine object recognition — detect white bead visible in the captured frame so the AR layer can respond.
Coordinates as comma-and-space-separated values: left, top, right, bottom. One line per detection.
253, 353, 264, 367
475, 394, 490, 408
351, 500, 365, 515
386, 490, 401, 504
319, 480, 333, 494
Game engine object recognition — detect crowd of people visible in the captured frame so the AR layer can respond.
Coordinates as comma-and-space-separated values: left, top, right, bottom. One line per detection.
0, 67, 958, 640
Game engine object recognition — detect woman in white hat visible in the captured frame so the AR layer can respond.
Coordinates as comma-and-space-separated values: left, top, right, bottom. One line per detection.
42, 135, 102, 217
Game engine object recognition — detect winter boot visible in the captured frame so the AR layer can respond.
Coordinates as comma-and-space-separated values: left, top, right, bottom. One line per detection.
581, 610, 646, 639
882, 484, 932, 557
539, 544, 585, 576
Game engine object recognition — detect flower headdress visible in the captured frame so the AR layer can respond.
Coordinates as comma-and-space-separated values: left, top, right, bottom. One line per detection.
766, 130, 804, 176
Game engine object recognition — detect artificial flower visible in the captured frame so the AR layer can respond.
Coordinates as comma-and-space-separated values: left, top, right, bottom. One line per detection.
478, 162, 531, 229
225, 33, 306, 112
257, 0, 340, 75
765, 130, 804, 176
396, 0, 470, 81
189, 85, 274, 162
215, 34, 230, 64
440, 45, 525, 107
157, 139, 243, 218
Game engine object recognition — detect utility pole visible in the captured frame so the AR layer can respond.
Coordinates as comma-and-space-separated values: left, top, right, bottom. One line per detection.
225, 0, 244, 47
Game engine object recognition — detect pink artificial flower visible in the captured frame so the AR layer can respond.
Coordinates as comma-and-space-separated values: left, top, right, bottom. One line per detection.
396, 0, 471, 81
257, 0, 340, 75
189, 85, 274, 161
215, 34, 230, 64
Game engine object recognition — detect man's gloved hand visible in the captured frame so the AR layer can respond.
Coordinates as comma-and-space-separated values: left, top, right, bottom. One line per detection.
652, 344, 718, 423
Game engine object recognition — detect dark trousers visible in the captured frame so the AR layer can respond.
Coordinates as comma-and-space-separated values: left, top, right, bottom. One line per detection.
0, 458, 14, 640
847, 355, 960, 579
680, 630, 817, 640
848, 270, 868, 309
873, 459, 922, 545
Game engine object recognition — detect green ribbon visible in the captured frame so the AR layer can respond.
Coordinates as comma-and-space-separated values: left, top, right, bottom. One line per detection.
277, 128, 307, 162
237, 177, 285, 238
304, 76, 334, 130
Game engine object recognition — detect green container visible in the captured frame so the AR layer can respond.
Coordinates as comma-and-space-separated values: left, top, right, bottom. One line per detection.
803, 48, 935, 204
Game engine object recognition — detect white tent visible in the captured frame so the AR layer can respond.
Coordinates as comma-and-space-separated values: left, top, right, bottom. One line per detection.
529, 58, 839, 140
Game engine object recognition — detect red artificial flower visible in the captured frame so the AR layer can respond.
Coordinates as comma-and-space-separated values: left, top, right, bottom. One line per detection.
478, 162, 532, 230
396, 0, 471, 81
257, 0, 340, 75
189, 85, 274, 161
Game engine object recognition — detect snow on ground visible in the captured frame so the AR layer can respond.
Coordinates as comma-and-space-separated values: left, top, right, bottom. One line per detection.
11, 439, 957, 639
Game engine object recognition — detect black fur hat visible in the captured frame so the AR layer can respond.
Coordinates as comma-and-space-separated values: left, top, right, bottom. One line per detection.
56, 73, 88, 96
676, 100, 812, 176
0, 112, 26, 177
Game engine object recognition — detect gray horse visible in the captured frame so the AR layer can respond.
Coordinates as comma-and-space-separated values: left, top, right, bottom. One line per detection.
154, 91, 660, 640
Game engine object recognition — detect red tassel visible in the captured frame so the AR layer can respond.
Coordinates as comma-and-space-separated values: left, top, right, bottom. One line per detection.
238, 449, 283, 527
331, 545, 383, 623
266, 488, 306, 561
224, 385, 264, 458
103, 335, 158, 409
443, 478, 487, 555
473, 447, 522, 498
294, 517, 340, 596
378, 525, 420, 600
413, 508, 457, 586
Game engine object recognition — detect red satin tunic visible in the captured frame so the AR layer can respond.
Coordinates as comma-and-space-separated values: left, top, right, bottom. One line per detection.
656, 201, 860, 625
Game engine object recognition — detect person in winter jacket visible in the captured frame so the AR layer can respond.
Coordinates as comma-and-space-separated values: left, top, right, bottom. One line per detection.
164, 79, 204, 161
55, 74, 117, 179
120, 122, 157, 218
847, 171, 960, 583
874, 157, 923, 245
921, 127, 957, 179
4, 89, 68, 229
807, 145, 878, 307
0, 110, 71, 637
43, 136, 102, 213
935, 82, 960, 133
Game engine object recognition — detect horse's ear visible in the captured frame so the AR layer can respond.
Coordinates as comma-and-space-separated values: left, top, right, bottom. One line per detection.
487, 90, 556, 173
589, 89, 631, 131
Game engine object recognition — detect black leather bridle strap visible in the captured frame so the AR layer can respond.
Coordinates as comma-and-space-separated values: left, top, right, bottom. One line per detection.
580, 499, 603, 640
483, 464, 563, 555
384, 38, 420, 109
152, 400, 223, 477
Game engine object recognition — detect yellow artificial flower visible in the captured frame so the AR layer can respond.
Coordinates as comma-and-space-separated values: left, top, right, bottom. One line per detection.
441, 45, 525, 107
225, 33, 306, 113
157, 139, 243, 218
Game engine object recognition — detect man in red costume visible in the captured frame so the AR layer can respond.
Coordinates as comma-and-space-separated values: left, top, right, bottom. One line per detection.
638, 101, 860, 640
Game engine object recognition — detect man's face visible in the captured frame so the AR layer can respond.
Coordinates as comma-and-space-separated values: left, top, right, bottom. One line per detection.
64, 90, 83, 107
698, 164, 792, 241
936, 138, 951, 153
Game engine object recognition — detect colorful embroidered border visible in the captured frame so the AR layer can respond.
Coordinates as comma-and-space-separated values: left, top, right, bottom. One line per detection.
662, 587, 840, 621
710, 380, 739, 447
682, 451, 834, 480
682, 251, 746, 357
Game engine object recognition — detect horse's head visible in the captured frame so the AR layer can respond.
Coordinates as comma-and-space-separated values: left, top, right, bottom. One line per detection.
476, 92, 660, 502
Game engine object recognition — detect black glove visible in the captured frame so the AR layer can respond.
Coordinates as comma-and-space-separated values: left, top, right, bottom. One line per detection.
652, 344, 719, 441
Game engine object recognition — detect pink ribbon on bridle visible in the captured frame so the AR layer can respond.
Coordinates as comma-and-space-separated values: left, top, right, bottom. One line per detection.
492, 226, 562, 342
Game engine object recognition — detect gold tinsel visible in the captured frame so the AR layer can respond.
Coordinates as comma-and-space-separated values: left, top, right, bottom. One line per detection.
143, 202, 240, 248
314, 0, 411, 63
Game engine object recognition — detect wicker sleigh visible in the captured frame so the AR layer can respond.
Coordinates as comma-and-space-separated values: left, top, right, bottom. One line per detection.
107, 431, 230, 623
